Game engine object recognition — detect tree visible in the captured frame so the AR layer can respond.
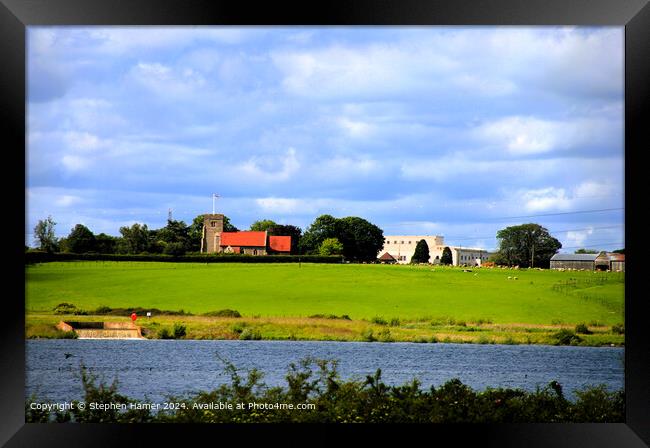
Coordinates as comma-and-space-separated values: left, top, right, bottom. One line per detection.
63, 224, 96, 253
298, 214, 339, 254
440, 247, 453, 265
495, 223, 562, 268
300, 215, 384, 261
411, 239, 430, 264
33, 216, 58, 252
250, 219, 277, 231
118, 223, 150, 254
319, 237, 344, 256
612, 248, 625, 254
575, 248, 598, 254
95, 233, 118, 254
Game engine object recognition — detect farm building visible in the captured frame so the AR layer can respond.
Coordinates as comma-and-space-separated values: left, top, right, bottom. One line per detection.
550, 252, 625, 271
380, 235, 491, 266
550, 253, 598, 270
200, 214, 291, 255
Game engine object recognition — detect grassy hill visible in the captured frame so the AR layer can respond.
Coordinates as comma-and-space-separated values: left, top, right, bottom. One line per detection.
26, 261, 624, 326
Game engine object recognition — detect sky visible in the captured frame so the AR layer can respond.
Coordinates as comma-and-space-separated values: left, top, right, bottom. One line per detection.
26, 26, 625, 252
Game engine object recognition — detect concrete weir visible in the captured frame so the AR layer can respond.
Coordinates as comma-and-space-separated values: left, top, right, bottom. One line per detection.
57, 321, 144, 339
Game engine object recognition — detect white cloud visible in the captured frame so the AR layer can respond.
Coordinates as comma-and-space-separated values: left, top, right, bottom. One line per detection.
54, 195, 82, 207
61, 155, 90, 171
565, 227, 594, 248
238, 148, 300, 182
520, 187, 572, 213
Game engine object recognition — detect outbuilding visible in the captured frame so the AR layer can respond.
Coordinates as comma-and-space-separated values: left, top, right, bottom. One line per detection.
549, 253, 598, 270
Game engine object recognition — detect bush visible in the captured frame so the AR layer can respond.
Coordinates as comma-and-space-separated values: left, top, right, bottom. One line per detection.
203, 309, 242, 318
239, 328, 262, 340
53, 303, 87, 315
172, 323, 186, 339
361, 328, 376, 342
158, 328, 172, 339
575, 323, 592, 335
389, 318, 401, 327
370, 316, 387, 325
611, 324, 624, 335
553, 329, 583, 346
308, 314, 350, 320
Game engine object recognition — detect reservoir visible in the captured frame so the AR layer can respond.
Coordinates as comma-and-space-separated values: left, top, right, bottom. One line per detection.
26, 340, 624, 404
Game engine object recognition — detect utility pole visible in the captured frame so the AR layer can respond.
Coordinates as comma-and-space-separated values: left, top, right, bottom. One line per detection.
531, 243, 535, 268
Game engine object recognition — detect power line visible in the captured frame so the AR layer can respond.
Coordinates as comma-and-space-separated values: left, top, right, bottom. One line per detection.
493, 208, 624, 220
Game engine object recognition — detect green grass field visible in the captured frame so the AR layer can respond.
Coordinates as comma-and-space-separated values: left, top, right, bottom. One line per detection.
26, 261, 624, 326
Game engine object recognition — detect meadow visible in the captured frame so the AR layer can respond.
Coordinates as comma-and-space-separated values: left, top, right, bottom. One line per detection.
25, 262, 625, 345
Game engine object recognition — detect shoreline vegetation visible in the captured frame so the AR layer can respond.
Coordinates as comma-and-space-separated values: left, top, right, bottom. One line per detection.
26, 358, 624, 423
25, 262, 625, 347
27, 311, 624, 346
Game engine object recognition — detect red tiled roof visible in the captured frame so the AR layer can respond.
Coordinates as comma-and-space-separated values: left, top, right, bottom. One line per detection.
269, 235, 291, 252
220, 231, 267, 247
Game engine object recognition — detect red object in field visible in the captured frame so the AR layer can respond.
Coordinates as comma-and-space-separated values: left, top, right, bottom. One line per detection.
131, 312, 137, 322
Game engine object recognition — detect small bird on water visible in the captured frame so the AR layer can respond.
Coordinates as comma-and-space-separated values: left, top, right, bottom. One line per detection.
64, 353, 73, 359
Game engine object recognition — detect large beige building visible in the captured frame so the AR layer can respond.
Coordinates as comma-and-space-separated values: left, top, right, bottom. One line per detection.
380, 235, 491, 266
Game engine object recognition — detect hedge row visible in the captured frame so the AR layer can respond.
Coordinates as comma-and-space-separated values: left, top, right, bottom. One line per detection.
25, 251, 343, 264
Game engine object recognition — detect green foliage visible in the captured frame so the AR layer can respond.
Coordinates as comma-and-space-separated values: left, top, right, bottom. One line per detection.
33, 215, 58, 253
411, 239, 430, 264
495, 223, 562, 268
250, 219, 278, 231
239, 327, 262, 340
361, 328, 376, 342
308, 314, 351, 320
63, 224, 96, 254
440, 247, 453, 265
163, 242, 186, 257
118, 223, 150, 254
25, 251, 342, 264
26, 360, 624, 423
611, 323, 624, 334
53, 303, 88, 315
575, 248, 598, 254
203, 309, 242, 318
553, 329, 583, 346
300, 214, 384, 261
370, 316, 387, 325
172, 323, 186, 339
158, 327, 172, 339
319, 237, 344, 256
575, 323, 592, 335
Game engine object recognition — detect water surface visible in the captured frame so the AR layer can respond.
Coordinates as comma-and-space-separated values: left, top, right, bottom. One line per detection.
26, 340, 624, 403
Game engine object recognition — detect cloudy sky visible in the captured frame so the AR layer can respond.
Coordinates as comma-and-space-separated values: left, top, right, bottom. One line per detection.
26, 26, 624, 252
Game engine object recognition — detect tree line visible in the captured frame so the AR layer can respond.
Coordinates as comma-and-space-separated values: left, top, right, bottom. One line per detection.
33, 215, 611, 268
31, 214, 385, 262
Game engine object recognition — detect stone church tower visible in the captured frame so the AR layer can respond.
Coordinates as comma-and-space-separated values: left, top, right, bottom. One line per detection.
201, 214, 224, 253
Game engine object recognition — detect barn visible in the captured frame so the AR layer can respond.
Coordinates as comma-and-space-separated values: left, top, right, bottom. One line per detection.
549, 253, 598, 270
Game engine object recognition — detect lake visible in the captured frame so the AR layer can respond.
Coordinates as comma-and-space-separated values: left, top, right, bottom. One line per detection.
26, 340, 624, 404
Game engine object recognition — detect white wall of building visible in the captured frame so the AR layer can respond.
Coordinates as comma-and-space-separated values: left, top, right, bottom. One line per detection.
381, 235, 491, 266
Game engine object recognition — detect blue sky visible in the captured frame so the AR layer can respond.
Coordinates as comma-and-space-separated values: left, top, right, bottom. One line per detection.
26, 26, 624, 252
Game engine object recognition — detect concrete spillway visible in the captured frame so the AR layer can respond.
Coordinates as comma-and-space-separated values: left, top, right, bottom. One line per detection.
57, 321, 144, 339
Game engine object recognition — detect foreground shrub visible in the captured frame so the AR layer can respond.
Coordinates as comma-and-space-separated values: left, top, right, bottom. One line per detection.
26, 359, 624, 423
575, 323, 592, 335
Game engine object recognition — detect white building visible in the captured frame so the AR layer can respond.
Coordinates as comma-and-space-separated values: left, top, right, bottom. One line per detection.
380, 235, 491, 266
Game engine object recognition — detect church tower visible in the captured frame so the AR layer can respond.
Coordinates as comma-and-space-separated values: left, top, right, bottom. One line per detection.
201, 214, 224, 253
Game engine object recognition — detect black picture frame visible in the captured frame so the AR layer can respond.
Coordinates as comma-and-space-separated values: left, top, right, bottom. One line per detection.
2, 0, 648, 446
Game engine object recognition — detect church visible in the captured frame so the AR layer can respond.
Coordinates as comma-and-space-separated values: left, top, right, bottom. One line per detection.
200, 214, 291, 255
